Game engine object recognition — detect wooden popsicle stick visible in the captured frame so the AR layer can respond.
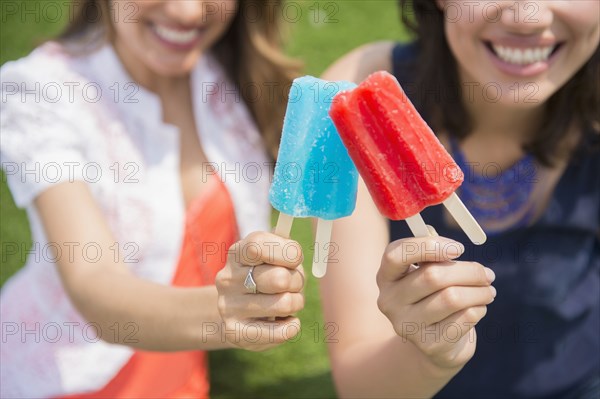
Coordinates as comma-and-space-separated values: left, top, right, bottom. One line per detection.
268, 212, 295, 321
405, 213, 430, 237
443, 193, 487, 245
274, 212, 294, 238
312, 219, 333, 278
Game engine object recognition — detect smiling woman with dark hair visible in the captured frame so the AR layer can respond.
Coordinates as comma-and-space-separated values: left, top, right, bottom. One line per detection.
319, 1, 599, 398
398, 0, 599, 166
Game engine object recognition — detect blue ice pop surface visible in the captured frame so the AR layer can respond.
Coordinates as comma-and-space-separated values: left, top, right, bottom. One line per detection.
269, 76, 358, 220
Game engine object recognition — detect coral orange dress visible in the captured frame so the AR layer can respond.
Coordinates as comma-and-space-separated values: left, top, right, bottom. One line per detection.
59, 175, 238, 399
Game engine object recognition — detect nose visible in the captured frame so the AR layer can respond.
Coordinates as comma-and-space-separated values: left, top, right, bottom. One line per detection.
163, 0, 211, 27
499, 1, 554, 35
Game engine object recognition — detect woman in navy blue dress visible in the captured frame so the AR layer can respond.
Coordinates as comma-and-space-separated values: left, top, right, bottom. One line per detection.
319, 1, 599, 397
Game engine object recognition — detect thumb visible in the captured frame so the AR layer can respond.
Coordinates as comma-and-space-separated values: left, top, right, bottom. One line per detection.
378, 236, 464, 282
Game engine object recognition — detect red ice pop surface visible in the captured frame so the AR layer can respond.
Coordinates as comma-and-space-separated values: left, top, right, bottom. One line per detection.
329, 71, 463, 220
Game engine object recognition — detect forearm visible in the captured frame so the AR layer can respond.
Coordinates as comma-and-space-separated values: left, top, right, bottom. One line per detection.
66, 269, 233, 351
34, 183, 233, 351
331, 335, 462, 399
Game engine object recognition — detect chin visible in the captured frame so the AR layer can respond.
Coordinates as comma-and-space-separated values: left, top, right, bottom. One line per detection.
147, 54, 201, 77
151, 64, 195, 77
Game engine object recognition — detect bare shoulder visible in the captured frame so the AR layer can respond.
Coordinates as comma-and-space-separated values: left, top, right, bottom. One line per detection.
322, 41, 396, 83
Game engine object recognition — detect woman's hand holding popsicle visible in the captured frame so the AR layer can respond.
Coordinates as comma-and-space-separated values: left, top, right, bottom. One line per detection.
215, 232, 305, 351
376, 236, 496, 370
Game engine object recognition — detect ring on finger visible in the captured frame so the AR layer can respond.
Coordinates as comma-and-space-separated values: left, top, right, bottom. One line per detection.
244, 266, 258, 294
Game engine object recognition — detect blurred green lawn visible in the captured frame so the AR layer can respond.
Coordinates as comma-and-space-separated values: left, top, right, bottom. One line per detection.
0, 1, 408, 397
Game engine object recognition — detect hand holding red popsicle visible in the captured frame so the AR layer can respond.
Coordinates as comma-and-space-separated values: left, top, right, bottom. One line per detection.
329, 71, 486, 245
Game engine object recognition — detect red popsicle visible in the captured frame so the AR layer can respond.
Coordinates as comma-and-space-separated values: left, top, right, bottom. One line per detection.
330, 71, 486, 244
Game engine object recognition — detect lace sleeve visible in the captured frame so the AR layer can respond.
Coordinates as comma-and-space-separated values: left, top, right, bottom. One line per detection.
1, 55, 90, 208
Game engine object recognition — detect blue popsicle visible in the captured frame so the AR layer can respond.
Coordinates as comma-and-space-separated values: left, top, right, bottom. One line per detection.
270, 76, 358, 221
270, 76, 358, 278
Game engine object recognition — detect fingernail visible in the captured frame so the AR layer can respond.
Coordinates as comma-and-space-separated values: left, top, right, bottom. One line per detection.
490, 286, 497, 298
443, 239, 464, 258
485, 268, 496, 283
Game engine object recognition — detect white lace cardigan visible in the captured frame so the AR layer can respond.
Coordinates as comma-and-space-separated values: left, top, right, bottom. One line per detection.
0, 42, 271, 397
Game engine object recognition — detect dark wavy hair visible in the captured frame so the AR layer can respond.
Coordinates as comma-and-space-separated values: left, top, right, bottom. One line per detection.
59, 0, 301, 158
399, 0, 599, 165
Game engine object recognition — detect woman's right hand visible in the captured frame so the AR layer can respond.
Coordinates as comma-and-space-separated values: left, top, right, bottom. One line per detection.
376, 236, 496, 370
215, 231, 306, 351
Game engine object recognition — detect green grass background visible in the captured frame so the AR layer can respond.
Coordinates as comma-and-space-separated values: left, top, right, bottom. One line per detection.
1, 1, 408, 397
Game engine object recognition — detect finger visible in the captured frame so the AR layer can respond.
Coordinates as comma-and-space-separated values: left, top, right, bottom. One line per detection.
430, 306, 488, 343
444, 306, 488, 333
233, 232, 303, 268
410, 285, 496, 326
399, 262, 495, 304
252, 265, 305, 294
391, 306, 486, 347
378, 237, 465, 283
224, 317, 302, 348
223, 292, 305, 319
377, 261, 486, 311
410, 306, 485, 365
262, 316, 302, 346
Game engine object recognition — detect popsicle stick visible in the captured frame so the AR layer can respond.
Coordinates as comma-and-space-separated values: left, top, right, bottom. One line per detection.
312, 219, 333, 278
405, 214, 430, 238
443, 193, 487, 245
274, 212, 294, 238
267, 212, 296, 321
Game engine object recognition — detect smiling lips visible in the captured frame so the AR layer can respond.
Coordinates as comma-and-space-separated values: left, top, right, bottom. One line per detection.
491, 44, 556, 65
151, 24, 202, 46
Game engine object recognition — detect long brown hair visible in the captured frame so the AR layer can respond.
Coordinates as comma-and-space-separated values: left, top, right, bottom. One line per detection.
399, 0, 599, 166
59, 0, 301, 158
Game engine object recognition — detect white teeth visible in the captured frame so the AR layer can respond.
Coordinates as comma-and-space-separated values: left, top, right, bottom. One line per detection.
542, 47, 553, 58
491, 44, 556, 65
153, 25, 199, 45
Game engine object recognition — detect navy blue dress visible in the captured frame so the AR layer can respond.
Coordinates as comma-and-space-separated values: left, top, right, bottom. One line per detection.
390, 43, 600, 398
